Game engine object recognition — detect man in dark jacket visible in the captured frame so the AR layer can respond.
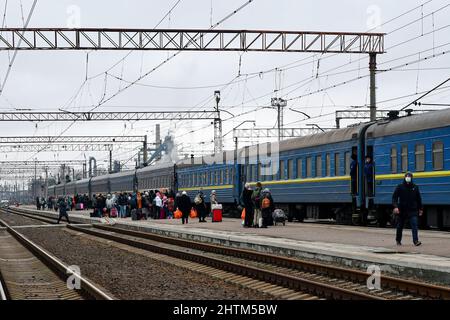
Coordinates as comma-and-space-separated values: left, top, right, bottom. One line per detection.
350, 154, 358, 195
241, 183, 254, 228
178, 191, 192, 224
392, 172, 423, 246
57, 197, 71, 224
364, 156, 375, 197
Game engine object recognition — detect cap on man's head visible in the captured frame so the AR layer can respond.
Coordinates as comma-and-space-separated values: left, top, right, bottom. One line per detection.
182, 191, 187, 195
405, 172, 413, 178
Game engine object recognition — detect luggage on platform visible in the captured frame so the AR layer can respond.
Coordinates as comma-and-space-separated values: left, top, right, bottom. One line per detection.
211, 204, 222, 222
76, 203, 84, 210
272, 209, 287, 226
131, 209, 138, 221
110, 207, 118, 218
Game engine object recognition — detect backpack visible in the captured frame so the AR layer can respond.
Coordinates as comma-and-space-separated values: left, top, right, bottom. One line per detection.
251, 189, 261, 204
261, 196, 271, 209
194, 194, 203, 205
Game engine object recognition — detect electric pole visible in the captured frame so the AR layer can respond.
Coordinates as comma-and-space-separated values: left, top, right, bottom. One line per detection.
214, 91, 223, 154
369, 53, 377, 122
271, 98, 287, 141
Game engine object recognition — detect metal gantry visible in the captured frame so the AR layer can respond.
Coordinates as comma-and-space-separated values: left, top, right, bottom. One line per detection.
0, 28, 386, 148
0, 144, 113, 152
233, 127, 333, 139
0, 28, 385, 53
334, 109, 439, 128
0, 135, 146, 144
0, 111, 219, 121
0, 160, 86, 166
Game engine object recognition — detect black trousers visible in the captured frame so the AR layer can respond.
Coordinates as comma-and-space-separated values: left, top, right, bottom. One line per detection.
182, 213, 189, 224
244, 206, 254, 227
57, 213, 70, 224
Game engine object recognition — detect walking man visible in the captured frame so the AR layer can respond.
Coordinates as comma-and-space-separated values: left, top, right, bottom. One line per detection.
57, 197, 71, 224
392, 172, 423, 246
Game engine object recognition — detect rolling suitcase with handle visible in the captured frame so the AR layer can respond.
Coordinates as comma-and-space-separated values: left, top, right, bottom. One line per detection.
211, 204, 222, 222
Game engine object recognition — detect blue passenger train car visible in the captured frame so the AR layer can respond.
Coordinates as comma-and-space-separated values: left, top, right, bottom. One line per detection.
365, 109, 450, 229
47, 108, 450, 230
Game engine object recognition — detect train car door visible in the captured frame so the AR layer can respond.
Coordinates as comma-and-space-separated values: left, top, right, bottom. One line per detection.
364, 145, 376, 221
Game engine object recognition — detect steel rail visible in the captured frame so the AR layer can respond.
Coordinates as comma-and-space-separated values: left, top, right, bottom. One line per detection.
92, 224, 450, 300
0, 214, 114, 300
67, 224, 384, 300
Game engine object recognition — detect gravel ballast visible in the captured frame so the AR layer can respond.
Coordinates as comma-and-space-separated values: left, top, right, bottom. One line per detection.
19, 227, 273, 300
0, 211, 48, 226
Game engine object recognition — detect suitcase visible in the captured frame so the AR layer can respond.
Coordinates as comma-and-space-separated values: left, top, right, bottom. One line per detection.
110, 207, 118, 218
272, 209, 287, 226
211, 204, 222, 222
131, 209, 138, 221
76, 203, 83, 210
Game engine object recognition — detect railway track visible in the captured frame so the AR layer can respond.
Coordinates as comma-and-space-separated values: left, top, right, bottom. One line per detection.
7, 207, 450, 300
0, 209, 113, 300
65, 223, 450, 300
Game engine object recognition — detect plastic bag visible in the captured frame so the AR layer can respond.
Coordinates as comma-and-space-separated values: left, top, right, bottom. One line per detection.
190, 208, 198, 218
174, 208, 182, 219
241, 208, 246, 220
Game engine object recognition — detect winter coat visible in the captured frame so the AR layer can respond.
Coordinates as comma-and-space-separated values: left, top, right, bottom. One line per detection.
392, 179, 423, 217
178, 195, 192, 215
241, 188, 253, 208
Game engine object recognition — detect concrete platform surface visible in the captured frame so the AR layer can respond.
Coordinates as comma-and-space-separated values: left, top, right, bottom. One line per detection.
13, 205, 450, 285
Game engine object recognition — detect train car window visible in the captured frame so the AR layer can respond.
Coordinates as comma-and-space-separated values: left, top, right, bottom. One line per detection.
224, 169, 228, 184
432, 141, 444, 170
253, 164, 258, 182
272, 161, 278, 180
279, 160, 285, 180
316, 155, 322, 177
257, 163, 262, 181
344, 152, 350, 175
288, 159, 294, 179
246, 164, 251, 183
326, 154, 331, 176
296, 158, 303, 178
334, 153, 340, 176
415, 144, 425, 172
391, 147, 398, 173
401, 145, 408, 172
229, 167, 233, 184
306, 157, 312, 178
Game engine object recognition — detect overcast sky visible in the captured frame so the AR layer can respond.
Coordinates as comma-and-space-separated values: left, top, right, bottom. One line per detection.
0, 0, 449, 182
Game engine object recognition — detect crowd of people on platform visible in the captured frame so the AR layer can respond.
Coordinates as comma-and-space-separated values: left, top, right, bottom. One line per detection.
35, 181, 282, 228
37, 189, 224, 224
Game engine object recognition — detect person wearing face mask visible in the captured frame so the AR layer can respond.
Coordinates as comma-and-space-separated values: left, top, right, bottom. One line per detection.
392, 172, 423, 246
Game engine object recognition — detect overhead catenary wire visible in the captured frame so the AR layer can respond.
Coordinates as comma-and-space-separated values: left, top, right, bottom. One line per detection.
0, 0, 38, 96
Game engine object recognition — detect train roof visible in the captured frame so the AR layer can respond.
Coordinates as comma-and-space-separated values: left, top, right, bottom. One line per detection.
366, 108, 450, 138
91, 174, 109, 182
108, 169, 135, 179
136, 161, 174, 173
177, 125, 363, 166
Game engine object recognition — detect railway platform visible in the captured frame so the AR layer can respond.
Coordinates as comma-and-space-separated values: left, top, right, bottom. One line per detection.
16, 205, 450, 286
